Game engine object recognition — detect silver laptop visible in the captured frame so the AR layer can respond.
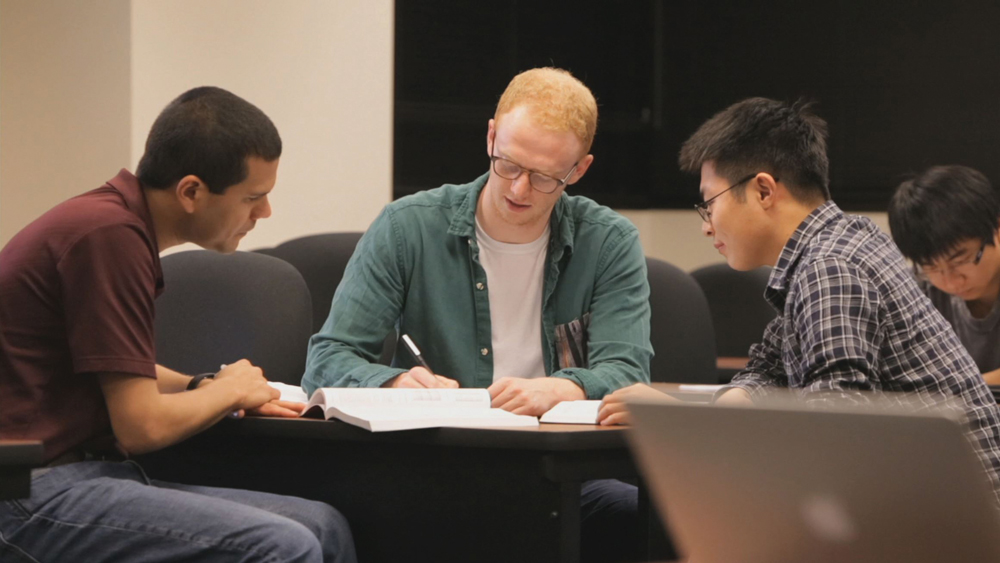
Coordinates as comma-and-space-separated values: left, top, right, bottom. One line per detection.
627, 398, 1000, 563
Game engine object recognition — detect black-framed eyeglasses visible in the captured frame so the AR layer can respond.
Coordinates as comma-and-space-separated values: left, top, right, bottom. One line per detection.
920, 240, 988, 278
694, 173, 767, 223
489, 135, 579, 194
974, 240, 987, 265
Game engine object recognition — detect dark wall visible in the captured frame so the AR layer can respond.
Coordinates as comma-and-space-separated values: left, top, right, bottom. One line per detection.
394, 0, 1000, 211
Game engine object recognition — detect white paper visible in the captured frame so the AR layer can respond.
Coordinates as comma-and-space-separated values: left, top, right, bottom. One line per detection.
302, 387, 539, 431
539, 400, 601, 424
267, 382, 309, 403
676, 384, 725, 394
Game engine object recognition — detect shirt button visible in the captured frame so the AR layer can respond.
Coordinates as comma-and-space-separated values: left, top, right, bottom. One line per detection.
480, 348, 489, 356
476, 282, 484, 290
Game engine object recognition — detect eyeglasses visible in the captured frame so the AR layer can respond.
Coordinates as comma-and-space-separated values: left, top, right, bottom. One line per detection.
920, 240, 988, 278
694, 173, 768, 223
489, 136, 579, 194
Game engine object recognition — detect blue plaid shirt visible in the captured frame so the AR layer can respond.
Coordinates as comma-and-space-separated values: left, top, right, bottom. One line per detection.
730, 201, 1000, 504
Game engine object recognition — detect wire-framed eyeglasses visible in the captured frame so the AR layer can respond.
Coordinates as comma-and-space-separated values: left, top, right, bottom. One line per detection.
694, 173, 774, 223
489, 137, 578, 194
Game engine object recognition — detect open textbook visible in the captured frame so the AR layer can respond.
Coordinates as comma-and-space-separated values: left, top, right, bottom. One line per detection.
296, 387, 539, 432
266, 382, 728, 429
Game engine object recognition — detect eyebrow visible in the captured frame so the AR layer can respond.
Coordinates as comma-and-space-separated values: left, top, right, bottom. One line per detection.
496, 151, 569, 179
945, 248, 971, 261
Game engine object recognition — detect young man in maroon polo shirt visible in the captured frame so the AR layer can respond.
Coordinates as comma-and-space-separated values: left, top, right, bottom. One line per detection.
0, 87, 356, 562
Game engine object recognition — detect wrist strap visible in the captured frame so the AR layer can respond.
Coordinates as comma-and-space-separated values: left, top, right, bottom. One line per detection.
186, 372, 216, 391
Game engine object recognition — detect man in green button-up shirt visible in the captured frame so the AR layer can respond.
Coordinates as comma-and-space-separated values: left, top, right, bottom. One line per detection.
302, 69, 651, 412
303, 67, 651, 562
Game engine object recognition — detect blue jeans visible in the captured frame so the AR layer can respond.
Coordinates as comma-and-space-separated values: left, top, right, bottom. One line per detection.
581, 479, 640, 563
0, 461, 356, 563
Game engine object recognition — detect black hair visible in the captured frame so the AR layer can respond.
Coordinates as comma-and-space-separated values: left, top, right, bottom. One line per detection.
679, 97, 831, 203
136, 86, 281, 194
888, 165, 999, 265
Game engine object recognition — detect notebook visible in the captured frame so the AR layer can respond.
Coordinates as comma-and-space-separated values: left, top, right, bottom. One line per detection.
626, 397, 1000, 563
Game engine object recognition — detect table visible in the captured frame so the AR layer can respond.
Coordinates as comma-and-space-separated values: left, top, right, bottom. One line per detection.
136, 418, 671, 563
0, 440, 43, 500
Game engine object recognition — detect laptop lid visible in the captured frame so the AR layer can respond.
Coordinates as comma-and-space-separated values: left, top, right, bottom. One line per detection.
627, 399, 1000, 563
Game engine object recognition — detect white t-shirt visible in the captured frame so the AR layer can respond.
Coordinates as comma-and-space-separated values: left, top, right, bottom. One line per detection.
475, 219, 549, 382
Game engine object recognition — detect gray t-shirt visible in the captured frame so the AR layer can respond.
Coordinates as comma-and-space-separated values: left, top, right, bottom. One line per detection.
922, 280, 1000, 374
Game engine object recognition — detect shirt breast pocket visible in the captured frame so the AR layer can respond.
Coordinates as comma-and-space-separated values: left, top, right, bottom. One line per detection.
554, 312, 591, 370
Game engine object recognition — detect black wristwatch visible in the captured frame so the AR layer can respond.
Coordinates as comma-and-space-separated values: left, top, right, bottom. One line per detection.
186, 372, 216, 391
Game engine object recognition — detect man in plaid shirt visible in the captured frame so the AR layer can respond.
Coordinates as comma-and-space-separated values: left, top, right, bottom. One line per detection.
599, 97, 1000, 504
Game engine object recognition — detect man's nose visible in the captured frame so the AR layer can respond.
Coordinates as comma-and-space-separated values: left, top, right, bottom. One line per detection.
254, 197, 272, 220
510, 173, 532, 199
701, 219, 714, 237
942, 269, 965, 292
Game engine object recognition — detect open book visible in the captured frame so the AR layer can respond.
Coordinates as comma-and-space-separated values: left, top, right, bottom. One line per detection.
299, 388, 539, 432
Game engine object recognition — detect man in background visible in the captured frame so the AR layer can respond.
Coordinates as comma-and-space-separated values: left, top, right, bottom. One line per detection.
889, 165, 1000, 384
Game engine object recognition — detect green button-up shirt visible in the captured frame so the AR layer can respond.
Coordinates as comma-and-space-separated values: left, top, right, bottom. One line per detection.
302, 173, 652, 399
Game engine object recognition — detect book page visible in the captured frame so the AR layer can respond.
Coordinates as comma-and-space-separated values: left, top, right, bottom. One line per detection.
332, 404, 539, 432
677, 384, 725, 394
268, 382, 309, 403
308, 388, 491, 412
539, 400, 601, 424
302, 388, 541, 431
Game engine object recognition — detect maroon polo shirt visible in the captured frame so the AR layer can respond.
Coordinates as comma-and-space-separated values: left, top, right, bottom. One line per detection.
0, 170, 163, 462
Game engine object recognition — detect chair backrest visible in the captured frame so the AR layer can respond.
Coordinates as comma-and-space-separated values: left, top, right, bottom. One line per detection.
255, 232, 364, 334
255, 233, 396, 364
690, 263, 776, 358
646, 257, 717, 384
155, 250, 312, 385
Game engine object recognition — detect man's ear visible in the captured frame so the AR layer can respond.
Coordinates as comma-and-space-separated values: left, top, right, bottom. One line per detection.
567, 154, 595, 185
754, 172, 779, 210
175, 175, 208, 214
486, 118, 496, 157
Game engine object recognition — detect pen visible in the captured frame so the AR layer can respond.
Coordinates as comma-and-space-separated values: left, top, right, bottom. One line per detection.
401, 334, 433, 372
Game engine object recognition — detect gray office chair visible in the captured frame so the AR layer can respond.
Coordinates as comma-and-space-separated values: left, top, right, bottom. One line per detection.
646, 257, 717, 384
690, 263, 776, 382
155, 250, 312, 385
255, 233, 396, 364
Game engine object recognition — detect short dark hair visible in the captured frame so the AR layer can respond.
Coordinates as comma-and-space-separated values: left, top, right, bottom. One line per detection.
888, 165, 999, 265
136, 86, 281, 194
679, 97, 831, 203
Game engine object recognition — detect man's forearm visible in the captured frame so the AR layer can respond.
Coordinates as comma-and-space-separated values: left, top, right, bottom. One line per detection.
100, 372, 257, 455
303, 340, 405, 392
983, 368, 1000, 386
155, 364, 198, 393
554, 359, 648, 400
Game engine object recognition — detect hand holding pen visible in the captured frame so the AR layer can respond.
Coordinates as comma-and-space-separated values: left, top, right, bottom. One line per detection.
382, 334, 460, 389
